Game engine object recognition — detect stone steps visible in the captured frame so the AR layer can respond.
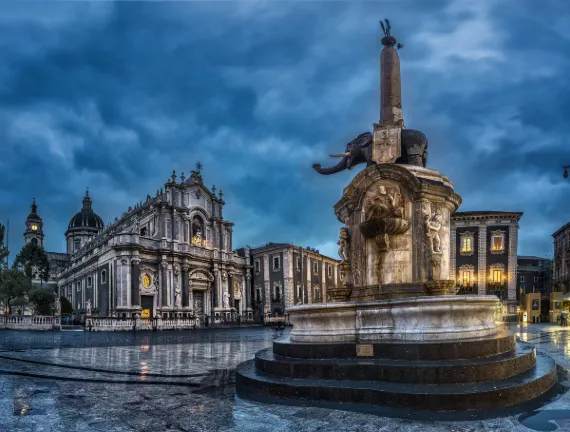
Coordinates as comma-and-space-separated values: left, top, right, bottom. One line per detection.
256, 343, 537, 384
236, 351, 557, 411
273, 331, 516, 360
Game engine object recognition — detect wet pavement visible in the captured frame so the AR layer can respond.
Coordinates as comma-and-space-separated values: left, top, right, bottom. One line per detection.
1, 324, 570, 431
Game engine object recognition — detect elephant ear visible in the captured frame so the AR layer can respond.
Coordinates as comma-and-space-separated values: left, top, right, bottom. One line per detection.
355, 132, 373, 147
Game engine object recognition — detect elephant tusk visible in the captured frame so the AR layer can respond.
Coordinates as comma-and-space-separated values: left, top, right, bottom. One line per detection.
329, 152, 350, 158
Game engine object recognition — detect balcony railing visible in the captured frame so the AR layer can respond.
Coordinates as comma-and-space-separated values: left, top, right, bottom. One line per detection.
486, 282, 508, 300
456, 283, 478, 295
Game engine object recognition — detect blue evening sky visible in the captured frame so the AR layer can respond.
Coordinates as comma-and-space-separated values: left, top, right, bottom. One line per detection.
1, 1, 569, 261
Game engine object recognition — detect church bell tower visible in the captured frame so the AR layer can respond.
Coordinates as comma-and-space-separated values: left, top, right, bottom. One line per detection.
24, 198, 44, 248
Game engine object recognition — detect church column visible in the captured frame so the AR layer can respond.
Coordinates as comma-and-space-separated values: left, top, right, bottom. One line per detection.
245, 273, 253, 314
283, 249, 293, 309
450, 228, 457, 286
508, 223, 518, 304
306, 256, 312, 304
131, 258, 140, 308
229, 272, 234, 311
160, 260, 168, 307
263, 254, 271, 316
478, 226, 487, 295
321, 260, 326, 302
182, 264, 189, 308
214, 269, 222, 309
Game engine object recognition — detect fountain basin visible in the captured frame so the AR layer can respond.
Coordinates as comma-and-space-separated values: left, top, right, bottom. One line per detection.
287, 295, 499, 343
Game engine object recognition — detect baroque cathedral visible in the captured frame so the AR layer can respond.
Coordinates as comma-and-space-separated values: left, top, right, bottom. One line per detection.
24, 165, 253, 324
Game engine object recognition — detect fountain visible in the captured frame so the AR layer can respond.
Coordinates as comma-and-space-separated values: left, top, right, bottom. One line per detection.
236, 20, 557, 412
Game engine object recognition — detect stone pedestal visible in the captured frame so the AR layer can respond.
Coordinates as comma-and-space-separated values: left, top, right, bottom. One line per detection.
335, 164, 460, 299
287, 295, 498, 343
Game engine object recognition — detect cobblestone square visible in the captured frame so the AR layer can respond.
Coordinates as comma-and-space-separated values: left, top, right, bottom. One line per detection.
0, 325, 568, 432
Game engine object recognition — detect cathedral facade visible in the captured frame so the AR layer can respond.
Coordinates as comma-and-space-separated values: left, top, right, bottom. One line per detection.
33, 166, 253, 324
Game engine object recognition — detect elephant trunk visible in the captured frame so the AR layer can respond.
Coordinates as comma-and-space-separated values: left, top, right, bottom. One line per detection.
312, 157, 349, 175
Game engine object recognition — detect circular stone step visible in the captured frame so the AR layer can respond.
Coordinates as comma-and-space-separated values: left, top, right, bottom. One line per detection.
236, 351, 557, 411
273, 331, 516, 361
256, 343, 536, 384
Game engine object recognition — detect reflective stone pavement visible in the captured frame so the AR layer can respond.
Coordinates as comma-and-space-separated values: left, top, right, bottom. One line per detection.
1, 325, 570, 432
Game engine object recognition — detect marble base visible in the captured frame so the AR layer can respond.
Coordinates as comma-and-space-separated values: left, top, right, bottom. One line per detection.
287, 295, 499, 343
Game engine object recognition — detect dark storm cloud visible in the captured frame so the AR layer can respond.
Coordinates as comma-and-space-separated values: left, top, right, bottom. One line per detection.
0, 0, 569, 260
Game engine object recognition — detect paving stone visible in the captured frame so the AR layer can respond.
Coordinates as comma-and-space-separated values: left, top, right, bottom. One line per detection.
0, 325, 569, 431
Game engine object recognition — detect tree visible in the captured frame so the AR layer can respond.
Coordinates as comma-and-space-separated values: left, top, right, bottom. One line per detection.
0, 269, 32, 314
0, 223, 8, 271
60, 296, 73, 315
29, 289, 56, 315
13, 242, 50, 288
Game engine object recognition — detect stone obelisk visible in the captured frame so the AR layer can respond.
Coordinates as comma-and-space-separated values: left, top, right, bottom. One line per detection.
379, 20, 403, 128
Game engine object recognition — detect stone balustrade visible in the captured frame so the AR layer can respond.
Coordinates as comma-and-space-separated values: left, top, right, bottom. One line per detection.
85, 317, 199, 331
87, 318, 136, 331
0, 315, 60, 331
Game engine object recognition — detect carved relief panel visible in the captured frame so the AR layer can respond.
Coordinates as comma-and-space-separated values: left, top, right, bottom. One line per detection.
353, 180, 413, 287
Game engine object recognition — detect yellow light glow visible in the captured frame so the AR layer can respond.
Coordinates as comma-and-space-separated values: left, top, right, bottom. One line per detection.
142, 274, 151, 288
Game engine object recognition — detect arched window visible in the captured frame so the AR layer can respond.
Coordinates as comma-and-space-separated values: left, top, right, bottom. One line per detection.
31, 238, 38, 246
192, 216, 204, 237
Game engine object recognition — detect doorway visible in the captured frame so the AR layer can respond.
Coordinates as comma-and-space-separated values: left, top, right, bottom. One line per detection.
193, 291, 205, 324
141, 295, 154, 319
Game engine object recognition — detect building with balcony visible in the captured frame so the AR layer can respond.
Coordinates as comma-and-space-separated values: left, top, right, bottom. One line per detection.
248, 243, 340, 321
553, 222, 570, 292
49, 165, 252, 325
450, 211, 523, 315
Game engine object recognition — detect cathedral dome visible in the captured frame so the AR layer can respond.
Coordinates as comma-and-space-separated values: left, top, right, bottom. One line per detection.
66, 191, 104, 232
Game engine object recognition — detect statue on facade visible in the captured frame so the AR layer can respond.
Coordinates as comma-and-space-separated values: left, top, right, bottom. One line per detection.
337, 227, 350, 263
424, 208, 443, 253
223, 291, 230, 309
86, 299, 92, 316
55, 297, 61, 316
174, 285, 182, 308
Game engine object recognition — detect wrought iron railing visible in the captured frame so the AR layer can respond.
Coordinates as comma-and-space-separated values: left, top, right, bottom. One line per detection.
456, 283, 478, 295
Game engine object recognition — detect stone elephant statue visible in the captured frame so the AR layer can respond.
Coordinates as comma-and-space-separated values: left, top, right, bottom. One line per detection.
312, 129, 428, 175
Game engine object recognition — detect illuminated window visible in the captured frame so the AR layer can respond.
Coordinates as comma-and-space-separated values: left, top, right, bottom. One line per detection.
461, 237, 472, 252
460, 270, 473, 284
492, 236, 503, 251
492, 269, 502, 282
490, 230, 506, 254
459, 232, 475, 256
458, 265, 475, 285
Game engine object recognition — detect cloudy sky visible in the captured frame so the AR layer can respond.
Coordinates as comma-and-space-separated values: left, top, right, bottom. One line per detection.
1, 0, 569, 262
